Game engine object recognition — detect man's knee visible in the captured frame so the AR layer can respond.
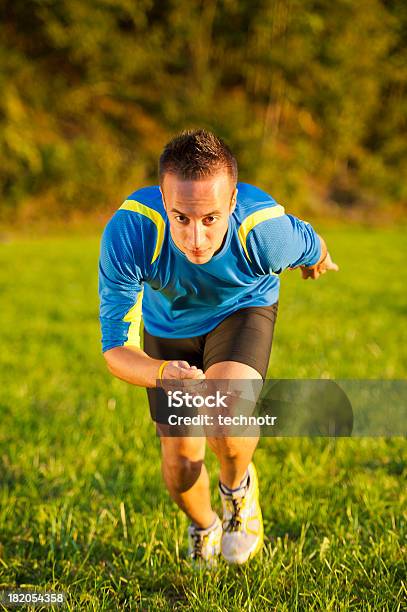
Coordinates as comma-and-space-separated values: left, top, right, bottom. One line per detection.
207, 436, 243, 460
205, 360, 262, 380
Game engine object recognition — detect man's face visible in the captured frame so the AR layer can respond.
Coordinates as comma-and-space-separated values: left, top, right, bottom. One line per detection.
161, 172, 237, 264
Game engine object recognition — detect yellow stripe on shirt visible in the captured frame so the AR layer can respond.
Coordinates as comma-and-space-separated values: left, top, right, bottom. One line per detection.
238, 205, 285, 263
119, 200, 165, 263
123, 290, 143, 349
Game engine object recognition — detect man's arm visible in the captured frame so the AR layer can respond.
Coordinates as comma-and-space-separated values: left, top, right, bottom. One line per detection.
99, 212, 204, 388
104, 346, 204, 388
246, 214, 338, 279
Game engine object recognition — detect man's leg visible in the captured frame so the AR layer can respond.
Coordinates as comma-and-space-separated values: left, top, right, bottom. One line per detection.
202, 304, 278, 476
159, 434, 216, 529
205, 360, 262, 485
204, 360, 264, 564
144, 331, 217, 528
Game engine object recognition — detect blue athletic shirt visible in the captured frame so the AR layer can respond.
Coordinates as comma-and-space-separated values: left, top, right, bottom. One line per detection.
99, 182, 321, 352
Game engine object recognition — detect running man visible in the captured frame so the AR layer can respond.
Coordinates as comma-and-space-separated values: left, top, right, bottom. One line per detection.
99, 129, 338, 564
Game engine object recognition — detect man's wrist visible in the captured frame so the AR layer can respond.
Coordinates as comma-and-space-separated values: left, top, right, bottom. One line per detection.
317, 236, 328, 265
313, 250, 328, 268
157, 360, 170, 386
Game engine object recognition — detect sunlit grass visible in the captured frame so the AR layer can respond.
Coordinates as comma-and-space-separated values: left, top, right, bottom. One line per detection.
0, 228, 406, 609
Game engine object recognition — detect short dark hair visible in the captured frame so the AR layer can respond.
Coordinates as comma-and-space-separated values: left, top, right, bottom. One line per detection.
159, 129, 238, 183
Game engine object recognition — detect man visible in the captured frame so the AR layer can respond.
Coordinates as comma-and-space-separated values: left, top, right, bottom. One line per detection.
99, 129, 338, 565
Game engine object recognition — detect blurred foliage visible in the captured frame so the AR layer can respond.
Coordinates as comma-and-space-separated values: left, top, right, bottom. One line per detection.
0, 0, 406, 223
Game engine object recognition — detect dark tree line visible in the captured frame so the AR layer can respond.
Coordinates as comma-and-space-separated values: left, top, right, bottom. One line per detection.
1, 0, 406, 222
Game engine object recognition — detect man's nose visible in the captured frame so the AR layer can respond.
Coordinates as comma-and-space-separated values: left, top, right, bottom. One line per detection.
191, 223, 204, 249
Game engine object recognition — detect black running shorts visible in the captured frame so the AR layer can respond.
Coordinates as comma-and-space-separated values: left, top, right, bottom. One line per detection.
144, 303, 278, 422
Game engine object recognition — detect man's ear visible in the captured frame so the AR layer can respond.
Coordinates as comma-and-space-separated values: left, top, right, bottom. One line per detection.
159, 186, 167, 212
230, 187, 238, 213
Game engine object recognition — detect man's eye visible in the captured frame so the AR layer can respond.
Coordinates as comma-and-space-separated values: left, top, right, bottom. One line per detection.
175, 216, 188, 224
203, 216, 217, 225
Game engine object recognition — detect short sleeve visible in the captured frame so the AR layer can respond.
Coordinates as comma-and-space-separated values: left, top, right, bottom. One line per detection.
98, 212, 144, 352
246, 214, 321, 274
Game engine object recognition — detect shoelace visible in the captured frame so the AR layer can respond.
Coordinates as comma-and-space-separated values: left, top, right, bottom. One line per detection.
224, 497, 246, 533
191, 530, 208, 559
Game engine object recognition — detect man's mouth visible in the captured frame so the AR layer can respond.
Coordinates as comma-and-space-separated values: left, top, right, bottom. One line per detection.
187, 248, 210, 257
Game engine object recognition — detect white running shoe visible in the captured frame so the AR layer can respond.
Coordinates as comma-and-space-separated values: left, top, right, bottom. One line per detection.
220, 463, 264, 564
187, 514, 222, 565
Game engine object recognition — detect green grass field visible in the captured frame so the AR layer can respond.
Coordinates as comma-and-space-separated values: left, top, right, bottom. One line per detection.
0, 227, 406, 610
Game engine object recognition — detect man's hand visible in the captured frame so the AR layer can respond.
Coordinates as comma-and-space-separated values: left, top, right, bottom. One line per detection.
161, 360, 205, 381
159, 360, 206, 392
300, 251, 339, 280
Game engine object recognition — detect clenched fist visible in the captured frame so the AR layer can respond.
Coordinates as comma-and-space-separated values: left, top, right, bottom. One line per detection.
158, 360, 206, 392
